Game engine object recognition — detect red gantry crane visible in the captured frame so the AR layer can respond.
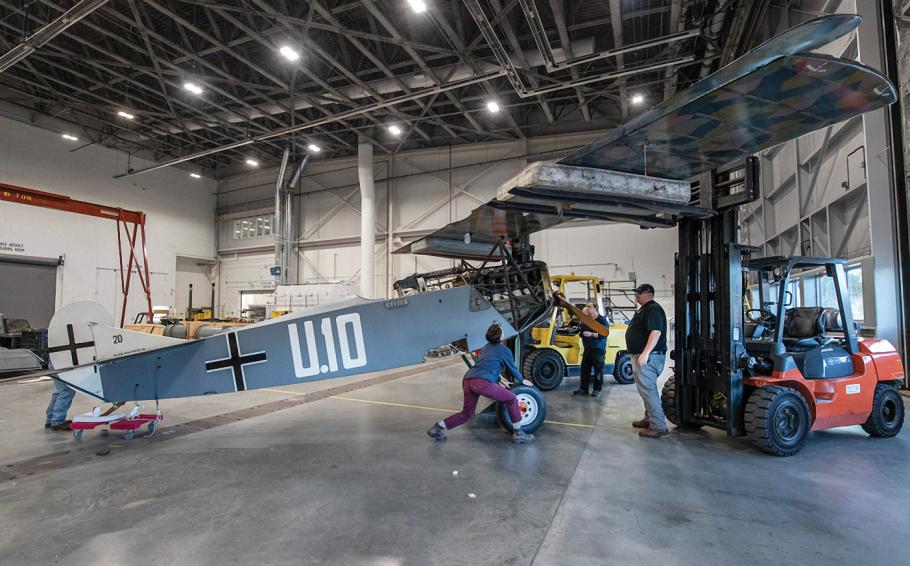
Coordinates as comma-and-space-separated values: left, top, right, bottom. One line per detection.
0, 182, 153, 326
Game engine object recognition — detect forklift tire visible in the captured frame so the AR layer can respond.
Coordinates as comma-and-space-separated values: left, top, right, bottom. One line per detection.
862, 384, 905, 437
498, 385, 547, 434
660, 375, 703, 430
744, 386, 810, 457
522, 348, 565, 391
613, 351, 634, 384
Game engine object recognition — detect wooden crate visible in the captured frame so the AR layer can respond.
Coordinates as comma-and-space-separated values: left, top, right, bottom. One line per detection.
123, 324, 166, 336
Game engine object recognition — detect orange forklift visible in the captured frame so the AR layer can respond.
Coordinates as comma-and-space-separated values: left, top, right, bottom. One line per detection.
661, 168, 905, 456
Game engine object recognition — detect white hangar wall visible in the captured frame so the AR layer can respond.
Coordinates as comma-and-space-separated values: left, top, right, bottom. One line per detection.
215, 131, 681, 318
0, 115, 217, 321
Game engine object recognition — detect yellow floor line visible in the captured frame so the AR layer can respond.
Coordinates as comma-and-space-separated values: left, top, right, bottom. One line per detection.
330, 395, 595, 429
261, 387, 307, 396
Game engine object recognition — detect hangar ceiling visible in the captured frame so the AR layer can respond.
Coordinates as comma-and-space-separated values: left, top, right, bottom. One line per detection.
0, 1, 827, 175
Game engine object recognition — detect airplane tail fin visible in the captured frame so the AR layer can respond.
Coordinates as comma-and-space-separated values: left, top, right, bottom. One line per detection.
48, 301, 182, 371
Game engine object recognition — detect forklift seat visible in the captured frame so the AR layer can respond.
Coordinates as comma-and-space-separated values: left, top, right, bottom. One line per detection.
783, 307, 853, 379
783, 307, 842, 347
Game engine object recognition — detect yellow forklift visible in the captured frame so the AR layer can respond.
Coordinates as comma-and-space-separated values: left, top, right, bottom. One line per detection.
523, 274, 633, 390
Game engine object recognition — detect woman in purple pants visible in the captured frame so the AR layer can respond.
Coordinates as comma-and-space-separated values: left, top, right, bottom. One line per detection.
427, 324, 536, 444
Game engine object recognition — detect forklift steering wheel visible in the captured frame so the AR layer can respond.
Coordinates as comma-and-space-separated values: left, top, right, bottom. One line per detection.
746, 308, 776, 329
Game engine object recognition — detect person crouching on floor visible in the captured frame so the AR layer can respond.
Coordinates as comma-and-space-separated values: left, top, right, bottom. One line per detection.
427, 323, 536, 444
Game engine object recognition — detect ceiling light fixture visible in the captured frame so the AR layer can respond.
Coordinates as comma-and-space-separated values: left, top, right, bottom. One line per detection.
631, 93, 644, 105
61, 133, 78, 141
279, 45, 300, 62
407, 0, 428, 13
190, 173, 202, 179
245, 159, 259, 167
307, 143, 321, 153
388, 124, 402, 136
486, 100, 500, 113
184, 82, 203, 95
117, 110, 135, 120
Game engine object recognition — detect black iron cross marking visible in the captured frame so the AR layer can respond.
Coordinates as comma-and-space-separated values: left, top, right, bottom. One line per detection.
204, 332, 267, 391
48, 323, 95, 366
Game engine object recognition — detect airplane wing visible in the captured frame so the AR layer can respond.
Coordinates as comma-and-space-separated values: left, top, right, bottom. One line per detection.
395, 15, 895, 259
46, 286, 514, 403
559, 15, 896, 179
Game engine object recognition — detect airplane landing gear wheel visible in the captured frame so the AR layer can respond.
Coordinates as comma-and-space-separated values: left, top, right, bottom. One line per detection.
522, 349, 565, 391
862, 384, 904, 437
499, 385, 547, 434
744, 386, 810, 456
613, 351, 634, 384
73, 429, 83, 441
122, 430, 135, 440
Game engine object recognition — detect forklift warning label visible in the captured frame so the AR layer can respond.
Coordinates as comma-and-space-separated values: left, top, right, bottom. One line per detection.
0, 241, 25, 253
846, 384, 861, 394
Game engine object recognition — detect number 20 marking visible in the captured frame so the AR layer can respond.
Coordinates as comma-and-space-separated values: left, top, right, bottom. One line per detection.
288, 313, 367, 378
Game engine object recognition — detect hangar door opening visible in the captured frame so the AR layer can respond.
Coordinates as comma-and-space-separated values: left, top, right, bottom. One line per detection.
0, 254, 59, 328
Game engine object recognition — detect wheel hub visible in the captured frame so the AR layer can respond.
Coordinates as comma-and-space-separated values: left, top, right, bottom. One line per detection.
515, 393, 538, 427
775, 405, 801, 441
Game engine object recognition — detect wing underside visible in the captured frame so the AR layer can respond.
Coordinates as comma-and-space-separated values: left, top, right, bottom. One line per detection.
396, 15, 896, 259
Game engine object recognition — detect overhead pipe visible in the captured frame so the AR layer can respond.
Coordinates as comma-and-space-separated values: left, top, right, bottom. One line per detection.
114, 69, 505, 178
358, 141, 376, 298
0, 0, 110, 73
517, 0, 700, 72
699, 0, 731, 78
273, 147, 290, 285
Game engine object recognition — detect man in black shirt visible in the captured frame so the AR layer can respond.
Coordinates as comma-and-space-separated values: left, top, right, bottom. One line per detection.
625, 283, 668, 438
572, 302, 608, 399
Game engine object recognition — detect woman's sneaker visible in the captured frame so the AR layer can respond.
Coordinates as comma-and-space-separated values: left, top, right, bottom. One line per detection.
426, 424, 447, 441
512, 429, 535, 444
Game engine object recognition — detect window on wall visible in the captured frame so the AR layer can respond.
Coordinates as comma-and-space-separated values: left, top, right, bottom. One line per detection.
846, 265, 865, 322
818, 275, 838, 309
232, 215, 274, 239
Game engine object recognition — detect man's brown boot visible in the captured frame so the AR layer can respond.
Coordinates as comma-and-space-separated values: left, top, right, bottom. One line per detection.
638, 428, 668, 438
632, 419, 649, 429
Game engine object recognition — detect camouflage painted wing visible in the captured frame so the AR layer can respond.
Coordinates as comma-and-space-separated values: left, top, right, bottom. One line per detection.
559, 15, 896, 179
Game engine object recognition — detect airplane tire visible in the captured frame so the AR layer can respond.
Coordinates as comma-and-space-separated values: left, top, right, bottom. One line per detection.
613, 351, 634, 384
660, 375, 703, 430
862, 384, 904, 437
522, 348, 565, 391
499, 385, 547, 434
744, 386, 810, 457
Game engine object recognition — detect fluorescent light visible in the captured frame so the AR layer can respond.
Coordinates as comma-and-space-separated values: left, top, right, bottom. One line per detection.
279, 45, 300, 62
245, 159, 259, 167
307, 143, 321, 153
486, 100, 500, 113
184, 82, 203, 95
61, 134, 78, 141
407, 0, 427, 13
631, 93, 644, 105
388, 124, 402, 136
190, 173, 202, 179
117, 110, 135, 120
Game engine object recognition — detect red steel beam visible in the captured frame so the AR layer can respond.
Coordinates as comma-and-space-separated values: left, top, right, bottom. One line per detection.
0, 182, 144, 224
1, 181, 152, 326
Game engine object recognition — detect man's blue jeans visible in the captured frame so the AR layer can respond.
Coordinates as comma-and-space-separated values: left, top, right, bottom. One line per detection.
45, 380, 75, 425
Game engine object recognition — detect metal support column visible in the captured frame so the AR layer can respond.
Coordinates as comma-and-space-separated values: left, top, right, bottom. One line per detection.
856, 0, 903, 351
359, 141, 376, 298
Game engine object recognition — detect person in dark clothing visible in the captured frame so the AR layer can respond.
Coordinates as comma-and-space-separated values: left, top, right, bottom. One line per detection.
427, 324, 536, 444
625, 283, 669, 438
573, 302, 608, 399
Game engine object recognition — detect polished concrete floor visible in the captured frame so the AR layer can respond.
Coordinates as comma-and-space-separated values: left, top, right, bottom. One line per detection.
0, 359, 907, 565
